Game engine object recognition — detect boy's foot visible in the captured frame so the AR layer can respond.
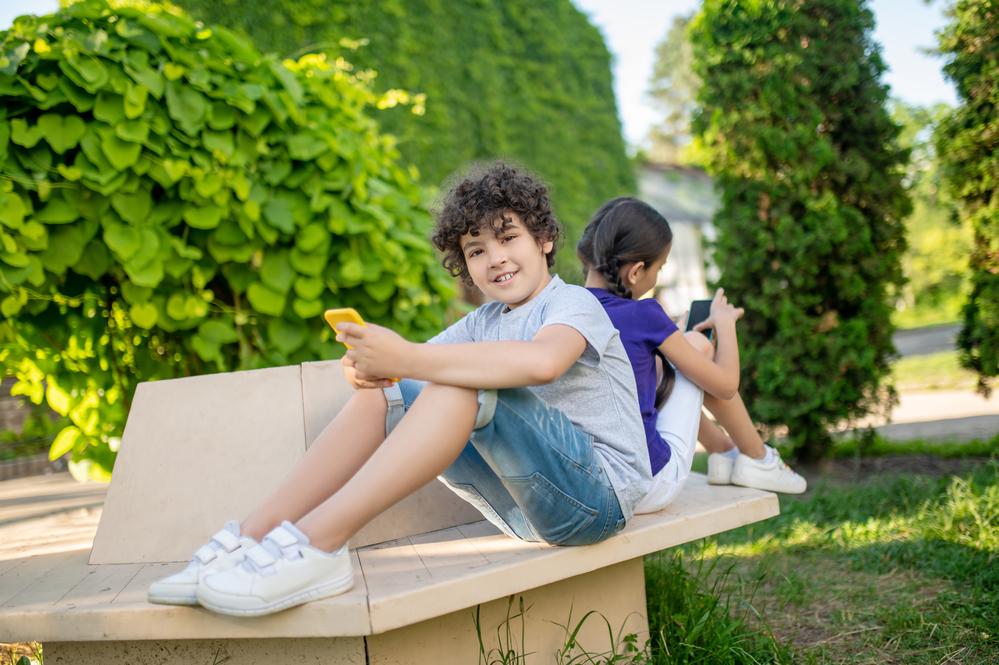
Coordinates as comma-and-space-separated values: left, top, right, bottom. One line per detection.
147, 520, 256, 606
706, 452, 736, 485
197, 520, 354, 617
731, 449, 807, 494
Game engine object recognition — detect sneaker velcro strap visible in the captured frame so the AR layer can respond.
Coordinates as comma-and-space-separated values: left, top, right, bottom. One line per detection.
211, 527, 241, 552
266, 526, 300, 549
193, 543, 219, 564
245, 544, 277, 569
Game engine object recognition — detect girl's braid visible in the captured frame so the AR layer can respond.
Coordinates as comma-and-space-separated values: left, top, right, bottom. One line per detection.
598, 256, 632, 299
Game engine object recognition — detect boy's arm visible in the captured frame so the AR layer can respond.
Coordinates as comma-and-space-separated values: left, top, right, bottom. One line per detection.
336, 322, 587, 389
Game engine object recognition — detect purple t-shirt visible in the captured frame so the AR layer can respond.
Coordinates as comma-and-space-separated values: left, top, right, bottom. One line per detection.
587, 288, 679, 474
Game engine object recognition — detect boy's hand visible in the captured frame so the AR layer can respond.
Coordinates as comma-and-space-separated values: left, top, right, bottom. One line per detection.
337, 322, 411, 380
341, 355, 396, 390
693, 288, 744, 333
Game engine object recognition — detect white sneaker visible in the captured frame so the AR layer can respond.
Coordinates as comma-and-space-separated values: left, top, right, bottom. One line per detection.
196, 520, 354, 617
707, 452, 735, 485
731, 449, 807, 494
147, 520, 256, 606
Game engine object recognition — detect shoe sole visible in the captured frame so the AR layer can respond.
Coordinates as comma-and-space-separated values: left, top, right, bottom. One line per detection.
730, 472, 806, 494
147, 590, 198, 606
197, 573, 355, 617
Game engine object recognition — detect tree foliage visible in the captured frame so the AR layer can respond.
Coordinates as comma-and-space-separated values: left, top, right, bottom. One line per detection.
689, 0, 911, 461
935, 0, 998, 396
171, 0, 635, 278
647, 12, 700, 165
891, 100, 971, 329
0, 0, 454, 480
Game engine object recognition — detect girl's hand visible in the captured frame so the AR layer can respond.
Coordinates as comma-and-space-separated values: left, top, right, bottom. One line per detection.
693, 288, 744, 333
337, 322, 412, 380
341, 355, 396, 390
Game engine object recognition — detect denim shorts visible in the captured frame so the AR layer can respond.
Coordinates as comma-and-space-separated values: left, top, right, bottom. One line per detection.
383, 379, 625, 547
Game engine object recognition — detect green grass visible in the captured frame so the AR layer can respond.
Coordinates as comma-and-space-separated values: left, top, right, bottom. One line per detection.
675, 460, 999, 663
831, 432, 999, 459
892, 303, 962, 331
890, 350, 978, 392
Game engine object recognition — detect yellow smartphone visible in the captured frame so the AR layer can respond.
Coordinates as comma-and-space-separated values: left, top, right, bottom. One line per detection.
323, 308, 399, 382
324, 307, 366, 349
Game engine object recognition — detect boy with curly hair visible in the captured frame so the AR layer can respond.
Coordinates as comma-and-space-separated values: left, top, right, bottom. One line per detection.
149, 162, 650, 617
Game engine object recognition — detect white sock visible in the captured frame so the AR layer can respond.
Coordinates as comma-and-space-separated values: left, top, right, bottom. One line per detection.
763, 446, 777, 464
721, 447, 739, 460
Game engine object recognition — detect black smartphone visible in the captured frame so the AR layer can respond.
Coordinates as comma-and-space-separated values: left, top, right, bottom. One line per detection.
685, 299, 713, 341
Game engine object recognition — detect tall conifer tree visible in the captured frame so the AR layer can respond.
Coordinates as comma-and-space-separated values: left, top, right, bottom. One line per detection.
690, 0, 911, 460
935, 0, 998, 396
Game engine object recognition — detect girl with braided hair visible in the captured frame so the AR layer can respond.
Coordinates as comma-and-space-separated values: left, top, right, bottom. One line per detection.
578, 197, 806, 512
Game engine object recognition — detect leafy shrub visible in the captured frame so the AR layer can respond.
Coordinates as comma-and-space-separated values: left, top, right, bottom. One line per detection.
0, 0, 454, 480
689, 0, 911, 461
171, 0, 636, 278
935, 0, 999, 396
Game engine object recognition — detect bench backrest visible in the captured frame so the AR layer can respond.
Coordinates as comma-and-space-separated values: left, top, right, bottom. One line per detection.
90, 360, 481, 564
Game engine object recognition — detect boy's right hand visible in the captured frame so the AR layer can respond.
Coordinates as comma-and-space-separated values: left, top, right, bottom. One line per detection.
693, 288, 744, 333
341, 355, 396, 390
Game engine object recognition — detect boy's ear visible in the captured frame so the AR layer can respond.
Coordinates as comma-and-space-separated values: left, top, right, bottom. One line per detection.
542, 239, 554, 255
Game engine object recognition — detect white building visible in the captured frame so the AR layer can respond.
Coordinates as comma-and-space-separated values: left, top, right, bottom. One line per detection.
637, 163, 719, 321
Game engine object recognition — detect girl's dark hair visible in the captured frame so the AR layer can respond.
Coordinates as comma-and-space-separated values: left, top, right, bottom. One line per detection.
577, 197, 676, 408
432, 162, 561, 286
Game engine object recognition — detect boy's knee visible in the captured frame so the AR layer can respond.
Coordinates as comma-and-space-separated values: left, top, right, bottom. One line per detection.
685, 330, 714, 358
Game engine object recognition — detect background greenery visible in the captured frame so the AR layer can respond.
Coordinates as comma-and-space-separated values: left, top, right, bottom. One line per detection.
170, 0, 636, 280
689, 0, 911, 461
890, 100, 972, 330
0, 0, 454, 480
934, 0, 998, 396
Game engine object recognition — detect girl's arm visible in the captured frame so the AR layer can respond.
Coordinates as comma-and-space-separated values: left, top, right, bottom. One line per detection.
336, 322, 588, 389
658, 288, 744, 400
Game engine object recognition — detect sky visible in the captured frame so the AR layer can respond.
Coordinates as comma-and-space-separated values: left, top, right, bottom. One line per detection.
2, 0, 959, 148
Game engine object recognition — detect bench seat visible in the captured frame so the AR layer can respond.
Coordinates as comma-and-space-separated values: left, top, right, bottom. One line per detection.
0, 362, 780, 663
0, 475, 777, 643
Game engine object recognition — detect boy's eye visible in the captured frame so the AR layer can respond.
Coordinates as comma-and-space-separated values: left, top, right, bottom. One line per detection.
502, 234, 517, 243
467, 249, 482, 258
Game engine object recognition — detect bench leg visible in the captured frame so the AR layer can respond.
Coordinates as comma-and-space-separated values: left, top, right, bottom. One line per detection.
42, 637, 366, 664
366, 557, 649, 664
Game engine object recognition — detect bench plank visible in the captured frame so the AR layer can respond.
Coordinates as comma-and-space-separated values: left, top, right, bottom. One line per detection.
0, 551, 82, 607
2, 549, 94, 610
363, 476, 777, 634
0, 474, 778, 642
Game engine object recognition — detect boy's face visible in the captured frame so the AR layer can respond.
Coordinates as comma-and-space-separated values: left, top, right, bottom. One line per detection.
459, 211, 554, 309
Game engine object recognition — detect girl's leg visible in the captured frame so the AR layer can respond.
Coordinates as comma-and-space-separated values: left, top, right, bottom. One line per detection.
296, 383, 479, 552
702, 391, 766, 459
697, 412, 736, 454
239, 388, 391, 540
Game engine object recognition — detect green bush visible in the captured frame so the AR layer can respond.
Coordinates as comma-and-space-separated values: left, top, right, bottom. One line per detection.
171, 0, 636, 278
689, 0, 911, 461
935, 0, 998, 396
0, 0, 454, 481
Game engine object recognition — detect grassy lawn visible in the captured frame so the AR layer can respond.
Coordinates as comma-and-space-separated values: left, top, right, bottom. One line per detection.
644, 457, 998, 664
891, 350, 979, 393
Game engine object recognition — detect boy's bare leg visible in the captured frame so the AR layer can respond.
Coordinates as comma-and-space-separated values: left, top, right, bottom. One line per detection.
240, 388, 390, 540
702, 392, 767, 459
697, 412, 736, 453
297, 383, 478, 552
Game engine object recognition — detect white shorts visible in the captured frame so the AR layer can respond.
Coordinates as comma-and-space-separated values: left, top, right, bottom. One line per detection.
633, 370, 704, 514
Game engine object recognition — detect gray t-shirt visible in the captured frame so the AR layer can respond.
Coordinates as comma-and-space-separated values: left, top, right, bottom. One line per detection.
428, 275, 651, 519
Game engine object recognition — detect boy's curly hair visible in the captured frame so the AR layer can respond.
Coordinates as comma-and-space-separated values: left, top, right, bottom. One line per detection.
432, 162, 562, 286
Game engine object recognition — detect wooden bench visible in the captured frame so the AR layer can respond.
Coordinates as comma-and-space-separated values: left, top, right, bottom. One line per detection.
0, 361, 779, 664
